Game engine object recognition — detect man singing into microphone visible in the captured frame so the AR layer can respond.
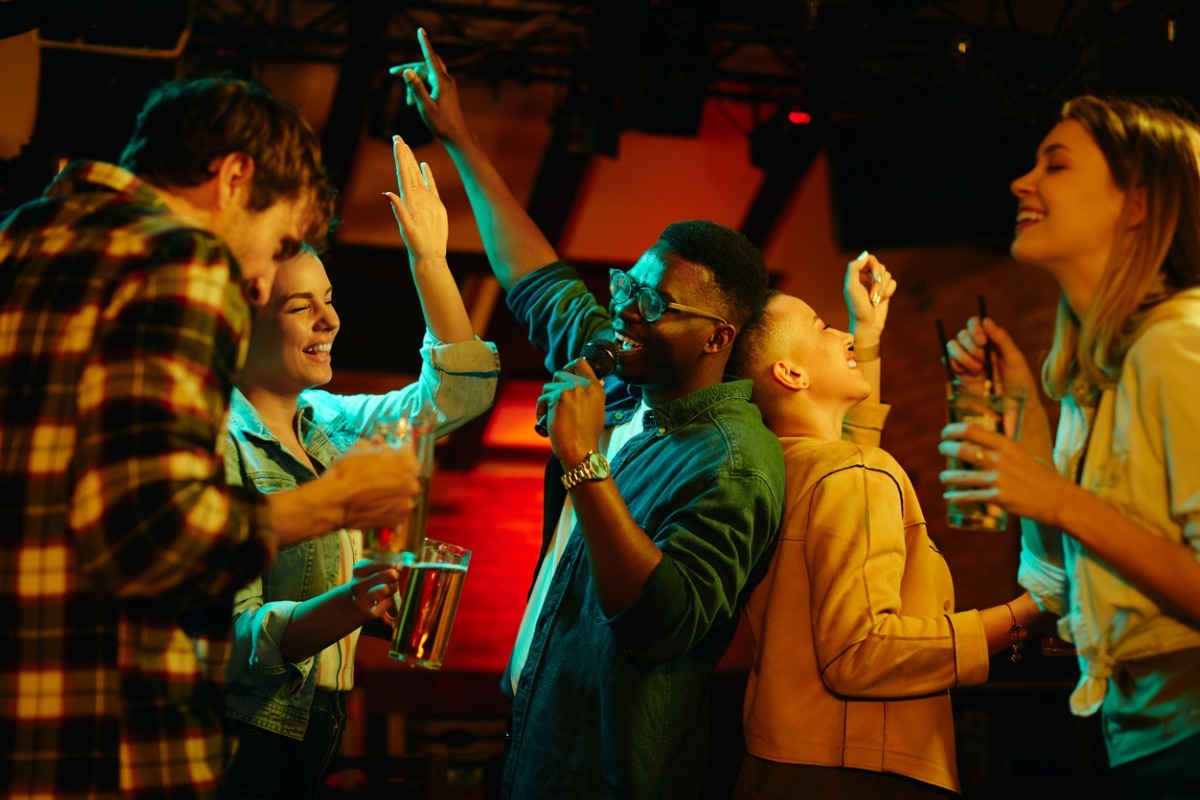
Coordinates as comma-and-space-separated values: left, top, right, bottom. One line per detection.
397, 30, 785, 800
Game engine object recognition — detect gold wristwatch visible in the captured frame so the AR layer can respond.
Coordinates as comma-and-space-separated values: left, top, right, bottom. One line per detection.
561, 450, 611, 490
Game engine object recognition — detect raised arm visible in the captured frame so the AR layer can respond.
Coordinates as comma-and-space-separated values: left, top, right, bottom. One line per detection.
385, 134, 474, 344
395, 28, 557, 290
844, 251, 895, 405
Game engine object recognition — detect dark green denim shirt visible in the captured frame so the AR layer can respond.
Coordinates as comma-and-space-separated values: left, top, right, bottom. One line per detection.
501, 261, 784, 799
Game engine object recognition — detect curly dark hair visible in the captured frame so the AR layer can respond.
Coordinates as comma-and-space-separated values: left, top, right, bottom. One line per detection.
657, 220, 770, 327
119, 76, 336, 248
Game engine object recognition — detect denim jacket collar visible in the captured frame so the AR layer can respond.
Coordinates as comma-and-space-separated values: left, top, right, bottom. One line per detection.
606, 377, 755, 434
646, 378, 754, 432
229, 388, 341, 472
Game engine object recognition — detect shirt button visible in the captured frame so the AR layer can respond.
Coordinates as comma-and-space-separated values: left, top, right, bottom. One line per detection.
943, 600, 951, 611
657, 427, 666, 435
615, 411, 624, 421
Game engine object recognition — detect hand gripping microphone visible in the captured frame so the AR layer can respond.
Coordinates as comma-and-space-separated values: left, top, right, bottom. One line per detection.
534, 338, 622, 437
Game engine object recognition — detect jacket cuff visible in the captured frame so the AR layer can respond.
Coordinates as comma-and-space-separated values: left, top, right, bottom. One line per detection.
605, 557, 685, 662
843, 401, 891, 447
421, 331, 501, 374
248, 601, 317, 684
1018, 548, 1068, 615
948, 608, 990, 687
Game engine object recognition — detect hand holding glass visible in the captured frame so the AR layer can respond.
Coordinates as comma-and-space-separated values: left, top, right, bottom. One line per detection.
361, 413, 435, 563
944, 385, 1027, 531
388, 538, 471, 669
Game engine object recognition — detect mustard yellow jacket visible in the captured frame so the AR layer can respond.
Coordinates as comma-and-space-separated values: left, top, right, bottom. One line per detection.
742, 403, 990, 793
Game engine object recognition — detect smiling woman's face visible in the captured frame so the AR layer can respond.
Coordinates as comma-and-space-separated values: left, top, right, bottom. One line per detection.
1008, 119, 1130, 285
241, 249, 340, 397
767, 293, 870, 407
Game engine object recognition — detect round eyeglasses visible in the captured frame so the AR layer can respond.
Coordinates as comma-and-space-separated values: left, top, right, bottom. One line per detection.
608, 269, 727, 324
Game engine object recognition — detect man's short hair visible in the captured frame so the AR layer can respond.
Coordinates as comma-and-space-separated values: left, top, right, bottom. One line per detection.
120, 76, 336, 247
657, 220, 769, 327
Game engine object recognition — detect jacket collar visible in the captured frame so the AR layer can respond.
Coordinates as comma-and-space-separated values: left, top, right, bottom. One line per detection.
643, 378, 755, 433
47, 160, 167, 211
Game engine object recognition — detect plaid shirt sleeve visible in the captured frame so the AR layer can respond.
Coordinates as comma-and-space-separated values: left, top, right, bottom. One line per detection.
69, 228, 273, 604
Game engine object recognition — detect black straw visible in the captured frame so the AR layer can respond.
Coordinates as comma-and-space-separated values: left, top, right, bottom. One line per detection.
977, 295, 994, 388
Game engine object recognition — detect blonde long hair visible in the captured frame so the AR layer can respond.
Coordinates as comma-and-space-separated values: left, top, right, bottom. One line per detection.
1042, 96, 1200, 401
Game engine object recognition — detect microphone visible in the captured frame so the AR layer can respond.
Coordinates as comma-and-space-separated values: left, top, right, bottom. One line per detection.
534, 338, 622, 437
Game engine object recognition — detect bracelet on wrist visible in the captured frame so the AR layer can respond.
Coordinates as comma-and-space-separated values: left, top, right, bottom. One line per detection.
1004, 602, 1024, 663
854, 341, 881, 362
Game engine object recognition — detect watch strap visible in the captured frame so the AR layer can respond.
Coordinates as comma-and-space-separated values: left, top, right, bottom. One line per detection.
561, 450, 607, 490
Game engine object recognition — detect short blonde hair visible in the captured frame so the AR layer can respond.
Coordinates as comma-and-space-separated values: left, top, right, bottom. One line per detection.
727, 290, 783, 382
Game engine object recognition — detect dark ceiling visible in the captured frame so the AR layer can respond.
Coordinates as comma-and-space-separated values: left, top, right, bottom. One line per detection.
5, 1, 1199, 201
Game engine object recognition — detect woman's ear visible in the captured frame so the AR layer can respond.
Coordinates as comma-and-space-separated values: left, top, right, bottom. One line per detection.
771, 360, 809, 391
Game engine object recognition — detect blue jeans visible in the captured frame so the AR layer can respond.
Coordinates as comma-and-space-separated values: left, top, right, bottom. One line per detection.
222, 690, 346, 799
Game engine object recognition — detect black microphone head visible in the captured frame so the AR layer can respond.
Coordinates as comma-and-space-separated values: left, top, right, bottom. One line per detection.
580, 338, 621, 379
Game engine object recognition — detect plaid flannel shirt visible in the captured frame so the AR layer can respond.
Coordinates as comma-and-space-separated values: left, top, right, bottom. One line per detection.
0, 162, 274, 799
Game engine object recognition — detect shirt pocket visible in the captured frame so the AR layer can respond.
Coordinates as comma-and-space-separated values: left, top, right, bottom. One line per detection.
244, 469, 295, 495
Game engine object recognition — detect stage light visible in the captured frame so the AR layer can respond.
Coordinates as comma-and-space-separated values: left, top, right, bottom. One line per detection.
750, 104, 823, 177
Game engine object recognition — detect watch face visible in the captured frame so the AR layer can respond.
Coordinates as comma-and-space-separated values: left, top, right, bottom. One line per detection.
587, 452, 610, 480
562, 451, 612, 490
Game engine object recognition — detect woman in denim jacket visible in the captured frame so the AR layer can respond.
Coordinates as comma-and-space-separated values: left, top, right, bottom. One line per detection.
221, 136, 499, 798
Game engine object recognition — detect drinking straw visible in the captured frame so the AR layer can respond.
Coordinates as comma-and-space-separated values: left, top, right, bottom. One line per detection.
977, 295, 994, 389
935, 319, 957, 384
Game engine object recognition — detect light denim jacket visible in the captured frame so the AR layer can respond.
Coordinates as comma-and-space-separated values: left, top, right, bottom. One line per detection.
224, 332, 499, 740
